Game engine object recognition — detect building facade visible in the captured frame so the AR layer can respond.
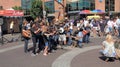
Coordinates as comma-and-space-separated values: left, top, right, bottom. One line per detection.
0, 0, 21, 9
1, 0, 120, 20
44, 0, 120, 20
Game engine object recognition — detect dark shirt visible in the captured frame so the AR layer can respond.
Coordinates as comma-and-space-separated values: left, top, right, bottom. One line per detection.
92, 21, 99, 27
30, 22, 41, 37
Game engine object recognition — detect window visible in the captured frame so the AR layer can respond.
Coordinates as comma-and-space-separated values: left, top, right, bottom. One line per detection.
67, 0, 95, 12
45, 1, 54, 13
0, 6, 3, 10
105, 0, 115, 12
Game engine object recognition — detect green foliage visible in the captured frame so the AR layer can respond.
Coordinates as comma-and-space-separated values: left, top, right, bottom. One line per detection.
12, 6, 22, 10
30, 0, 43, 19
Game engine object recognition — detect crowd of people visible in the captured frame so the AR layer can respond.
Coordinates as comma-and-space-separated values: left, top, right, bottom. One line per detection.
21, 16, 120, 58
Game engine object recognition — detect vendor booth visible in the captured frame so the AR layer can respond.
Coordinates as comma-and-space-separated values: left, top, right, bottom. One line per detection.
0, 8, 24, 34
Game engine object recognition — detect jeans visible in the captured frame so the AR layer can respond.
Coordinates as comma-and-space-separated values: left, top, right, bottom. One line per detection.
77, 40, 82, 48
69, 29, 73, 35
118, 26, 120, 38
24, 38, 29, 53
67, 37, 72, 46
85, 35, 90, 43
108, 27, 112, 33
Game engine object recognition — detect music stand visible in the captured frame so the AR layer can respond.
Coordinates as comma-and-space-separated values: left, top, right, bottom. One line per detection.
0, 18, 10, 45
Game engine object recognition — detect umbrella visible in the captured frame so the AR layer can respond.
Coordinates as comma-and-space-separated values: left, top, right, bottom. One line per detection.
79, 10, 91, 14
91, 9, 105, 14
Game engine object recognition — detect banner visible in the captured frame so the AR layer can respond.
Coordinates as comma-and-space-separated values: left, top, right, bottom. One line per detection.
0, 10, 24, 17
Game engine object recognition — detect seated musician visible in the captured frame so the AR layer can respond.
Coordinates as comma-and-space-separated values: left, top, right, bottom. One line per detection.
71, 28, 84, 48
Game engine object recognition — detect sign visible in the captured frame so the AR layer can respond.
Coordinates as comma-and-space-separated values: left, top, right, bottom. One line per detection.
0, 10, 24, 17
0, 10, 4, 15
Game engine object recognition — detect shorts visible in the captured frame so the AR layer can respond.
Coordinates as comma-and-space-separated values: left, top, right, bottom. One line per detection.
59, 34, 66, 41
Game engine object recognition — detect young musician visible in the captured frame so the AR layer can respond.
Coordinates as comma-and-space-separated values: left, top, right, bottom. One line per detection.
30, 21, 41, 56
40, 22, 51, 56
22, 19, 31, 53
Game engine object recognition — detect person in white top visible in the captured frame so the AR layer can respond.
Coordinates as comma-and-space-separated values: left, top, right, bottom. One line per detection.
83, 18, 89, 27
100, 34, 116, 62
69, 22, 73, 35
112, 18, 119, 36
107, 19, 114, 34
10, 21, 14, 35
116, 16, 120, 37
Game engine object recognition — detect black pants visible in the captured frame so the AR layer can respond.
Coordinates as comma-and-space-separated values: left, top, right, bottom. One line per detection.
118, 27, 120, 38
32, 36, 37, 54
10, 29, 14, 35
32, 35, 44, 54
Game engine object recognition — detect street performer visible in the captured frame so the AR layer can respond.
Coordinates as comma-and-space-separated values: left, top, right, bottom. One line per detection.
22, 19, 31, 53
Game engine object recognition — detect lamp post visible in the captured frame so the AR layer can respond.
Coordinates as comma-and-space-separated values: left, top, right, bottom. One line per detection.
42, 0, 46, 22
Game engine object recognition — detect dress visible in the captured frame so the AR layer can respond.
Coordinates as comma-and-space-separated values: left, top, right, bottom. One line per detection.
101, 41, 116, 57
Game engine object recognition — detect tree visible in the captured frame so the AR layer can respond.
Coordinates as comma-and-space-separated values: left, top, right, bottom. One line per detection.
12, 6, 22, 10
30, 0, 43, 19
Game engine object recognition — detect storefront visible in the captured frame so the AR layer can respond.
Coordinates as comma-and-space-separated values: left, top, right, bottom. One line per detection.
0, 8, 24, 34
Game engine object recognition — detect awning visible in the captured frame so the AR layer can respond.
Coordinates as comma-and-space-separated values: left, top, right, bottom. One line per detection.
0, 9, 24, 17
91, 9, 105, 14
79, 10, 91, 14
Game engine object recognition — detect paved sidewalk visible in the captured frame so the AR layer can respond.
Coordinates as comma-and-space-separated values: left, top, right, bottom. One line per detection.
52, 45, 101, 67
0, 34, 119, 67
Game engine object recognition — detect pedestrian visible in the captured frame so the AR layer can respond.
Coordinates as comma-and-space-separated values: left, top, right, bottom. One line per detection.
58, 23, 66, 48
10, 20, 14, 35
100, 34, 116, 62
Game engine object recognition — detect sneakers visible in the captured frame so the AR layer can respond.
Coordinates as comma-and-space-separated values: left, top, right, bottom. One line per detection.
31, 53, 36, 56
31, 53, 38, 56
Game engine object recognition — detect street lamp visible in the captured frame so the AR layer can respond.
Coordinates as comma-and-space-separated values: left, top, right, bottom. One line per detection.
42, 0, 46, 22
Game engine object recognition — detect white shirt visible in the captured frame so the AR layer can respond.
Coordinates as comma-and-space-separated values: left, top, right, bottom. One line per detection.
102, 41, 116, 57
116, 19, 120, 26
107, 20, 113, 28
69, 22, 73, 29
84, 20, 89, 27
10, 21, 14, 29
27, 23, 31, 29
